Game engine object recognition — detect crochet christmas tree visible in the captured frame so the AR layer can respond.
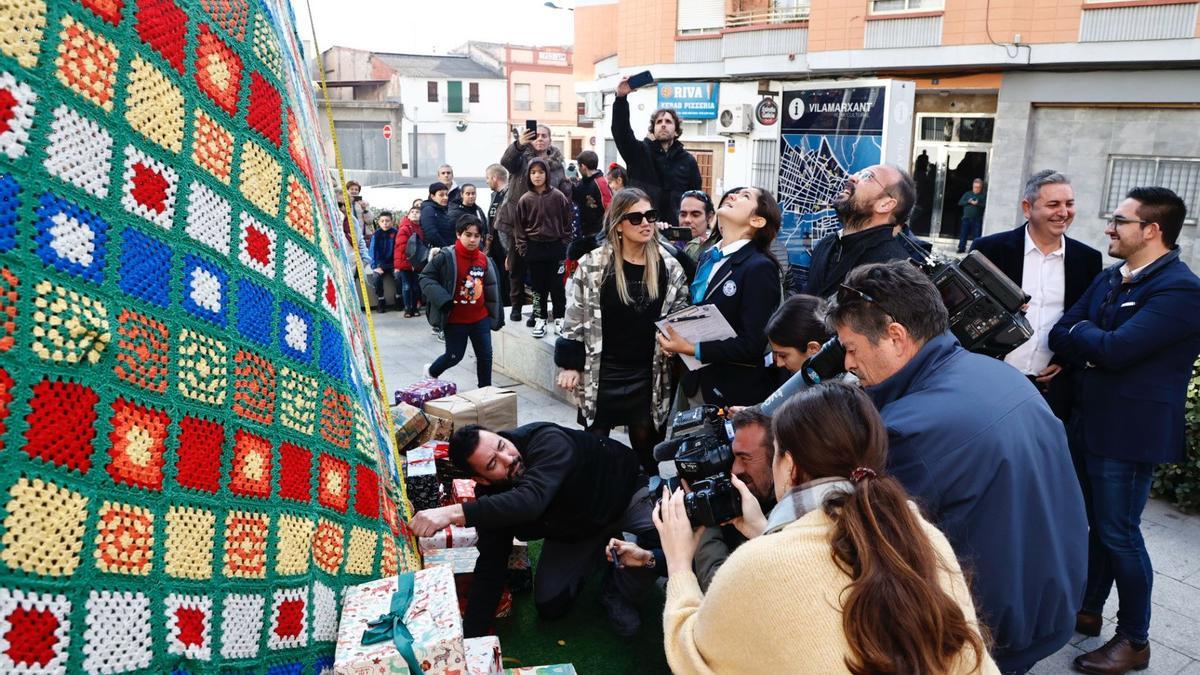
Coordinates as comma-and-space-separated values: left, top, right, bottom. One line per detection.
0, 0, 417, 671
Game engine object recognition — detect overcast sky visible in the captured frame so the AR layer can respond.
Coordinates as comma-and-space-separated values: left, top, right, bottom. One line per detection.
292, 0, 576, 54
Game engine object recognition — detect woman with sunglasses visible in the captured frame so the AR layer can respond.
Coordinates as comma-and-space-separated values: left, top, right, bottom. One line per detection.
658, 187, 783, 407
554, 188, 689, 475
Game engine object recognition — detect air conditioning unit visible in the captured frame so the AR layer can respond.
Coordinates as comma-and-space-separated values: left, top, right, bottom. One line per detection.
718, 104, 752, 134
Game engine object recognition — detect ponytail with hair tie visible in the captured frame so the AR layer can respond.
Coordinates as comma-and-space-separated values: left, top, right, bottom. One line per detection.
850, 467, 877, 483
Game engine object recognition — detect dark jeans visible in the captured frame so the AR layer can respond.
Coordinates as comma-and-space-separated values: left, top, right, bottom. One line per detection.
397, 270, 419, 313
528, 259, 565, 320
506, 242, 527, 310
373, 268, 400, 302
1080, 453, 1155, 643
958, 216, 982, 252
429, 317, 493, 388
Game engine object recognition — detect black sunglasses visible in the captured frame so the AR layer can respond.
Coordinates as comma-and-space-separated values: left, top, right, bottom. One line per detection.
621, 210, 659, 226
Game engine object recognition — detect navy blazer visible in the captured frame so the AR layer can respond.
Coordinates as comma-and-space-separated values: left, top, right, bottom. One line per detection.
970, 223, 1102, 314
1048, 249, 1200, 464
692, 244, 780, 406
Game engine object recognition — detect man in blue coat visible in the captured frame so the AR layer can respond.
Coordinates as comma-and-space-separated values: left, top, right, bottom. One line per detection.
1049, 187, 1200, 674
826, 261, 1087, 674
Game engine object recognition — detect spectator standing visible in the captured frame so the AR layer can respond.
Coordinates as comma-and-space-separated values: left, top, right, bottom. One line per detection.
438, 164, 462, 205
485, 164, 510, 309
346, 180, 373, 236
957, 178, 987, 252
515, 158, 573, 338
678, 190, 715, 263
572, 151, 610, 238
420, 182, 455, 248
449, 183, 490, 241
393, 206, 423, 317
368, 211, 399, 312
971, 170, 1102, 422
554, 188, 689, 475
1049, 187, 1200, 674
613, 79, 702, 226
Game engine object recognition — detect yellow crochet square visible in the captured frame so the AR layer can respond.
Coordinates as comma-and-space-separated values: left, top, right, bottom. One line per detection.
164, 504, 215, 579
0, 476, 89, 577
251, 15, 281, 77
125, 55, 184, 153
31, 280, 111, 364
222, 510, 269, 579
192, 109, 233, 185
55, 15, 118, 112
0, 0, 46, 67
353, 402, 374, 460
345, 525, 377, 576
278, 366, 316, 435
177, 327, 228, 406
93, 500, 154, 576
381, 534, 398, 577
238, 140, 281, 217
274, 513, 314, 576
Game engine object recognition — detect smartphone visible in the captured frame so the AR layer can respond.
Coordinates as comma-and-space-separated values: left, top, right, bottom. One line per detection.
663, 226, 692, 240
352, 195, 362, 202
524, 119, 538, 134
627, 70, 654, 90
609, 543, 621, 571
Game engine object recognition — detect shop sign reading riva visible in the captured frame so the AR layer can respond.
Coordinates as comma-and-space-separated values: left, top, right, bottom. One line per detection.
657, 82, 720, 120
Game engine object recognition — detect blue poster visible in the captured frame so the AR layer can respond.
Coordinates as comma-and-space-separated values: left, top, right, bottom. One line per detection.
777, 86, 886, 282
657, 82, 720, 120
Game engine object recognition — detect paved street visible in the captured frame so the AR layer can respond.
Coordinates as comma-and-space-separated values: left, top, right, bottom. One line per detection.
371, 307, 1200, 675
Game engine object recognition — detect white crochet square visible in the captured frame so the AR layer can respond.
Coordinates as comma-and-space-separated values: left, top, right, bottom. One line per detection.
0, 587, 72, 674
184, 181, 232, 256
43, 104, 113, 199
311, 581, 337, 642
164, 593, 213, 661
266, 587, 308, 651
283, 239, 317, 301
0, 71, 37, 160
320, 266, 339, 315
120, 145, 178, 229
238, 211, 276, 279
218, 593, 264, 659
82, 589, 152, 674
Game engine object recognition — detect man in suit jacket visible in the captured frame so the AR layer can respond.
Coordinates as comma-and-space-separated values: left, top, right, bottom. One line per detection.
971, 170, 1102, 421
1049, 186, 1200, 674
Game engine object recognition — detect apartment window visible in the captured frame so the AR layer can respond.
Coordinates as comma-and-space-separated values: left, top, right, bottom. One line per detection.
334, 121, 390, 172
1103, 156, 1200, 224
514, 83, 531, 112
545, 85, 561, 113
677, 0, 725, 33
447, 80, 464, 114
870, 0, 943, 13
469, 82, 480, 103
427, 81, 438, 102
752, 139, 780, 195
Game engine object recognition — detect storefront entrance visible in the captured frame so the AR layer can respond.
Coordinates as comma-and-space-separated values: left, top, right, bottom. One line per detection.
910, 114, 994, 244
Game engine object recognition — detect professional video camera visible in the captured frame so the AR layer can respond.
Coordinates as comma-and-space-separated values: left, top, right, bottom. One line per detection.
650, 406, 742, 528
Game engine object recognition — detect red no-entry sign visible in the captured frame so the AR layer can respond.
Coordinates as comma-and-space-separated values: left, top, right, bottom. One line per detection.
382, 124, 393, 140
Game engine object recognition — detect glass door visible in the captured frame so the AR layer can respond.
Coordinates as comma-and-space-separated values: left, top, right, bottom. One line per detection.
910, 114, 995, 242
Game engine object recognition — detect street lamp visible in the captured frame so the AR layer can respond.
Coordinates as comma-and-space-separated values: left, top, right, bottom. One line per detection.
544, 1, 574, 9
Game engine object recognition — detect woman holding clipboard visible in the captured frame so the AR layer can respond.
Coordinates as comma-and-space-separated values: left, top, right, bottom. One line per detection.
658, 187, 783, 407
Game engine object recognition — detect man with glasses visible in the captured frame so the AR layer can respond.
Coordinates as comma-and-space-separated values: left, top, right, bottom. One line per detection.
971, 170, 1101, 423
803, 164, 916, 298
1050, 187, 1200, 675
825, 260, 1087, 674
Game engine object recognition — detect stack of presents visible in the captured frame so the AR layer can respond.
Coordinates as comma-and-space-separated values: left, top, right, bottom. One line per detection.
332, 378, 574, 674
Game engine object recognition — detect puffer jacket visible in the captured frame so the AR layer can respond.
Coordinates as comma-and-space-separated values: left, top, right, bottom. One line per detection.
497, 142, 567, 236
393, 216, 420, 271
418, 245, 504, 331
612, 96, 702, 227
420, 198, 455, 248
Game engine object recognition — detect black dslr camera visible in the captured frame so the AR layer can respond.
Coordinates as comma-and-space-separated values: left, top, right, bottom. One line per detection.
651, 406, 742, 528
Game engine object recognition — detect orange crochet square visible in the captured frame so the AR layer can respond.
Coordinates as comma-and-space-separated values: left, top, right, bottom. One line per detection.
345, 526, 376, 576
0, 267, 17, 352
230, 428, 271, 499
286, 110, 311, 181
82, 0, 123, 24
93, 500, 154, 576
319, 386, 352, 449
200, 0, 248, 40
164, 505, 215, 579
222, 510, 269, 579
191, 110, 233, 185
125, 55, 184, 153
114, 309, 169, 393
232, 349, 275, 426
106, 398, 169, 490
284, 176, 314, 241
194, 24, 241, 115
381, 534, 398, 577
316, 453, 349, 513
311, 518, 343, 574
55, 15, 118, 112
0, 476, 89, 577
274, 513, 314, 576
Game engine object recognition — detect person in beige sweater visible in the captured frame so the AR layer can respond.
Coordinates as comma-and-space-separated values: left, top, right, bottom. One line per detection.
656, 383, 1000, 675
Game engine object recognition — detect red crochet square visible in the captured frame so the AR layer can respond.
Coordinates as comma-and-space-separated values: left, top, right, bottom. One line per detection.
229, 429, 271, 499
135, 0, 187, 73
194, 24, 242, 115
316, 454, 348, 513
0, 368, 14, 440
354, 465, 379, 519
176, 415, 224, 493
23, 378, 99, 473
278, 441, 312, 503
107, 398, 169, 490
246, 72, 281, 147
82, 0, 124, 24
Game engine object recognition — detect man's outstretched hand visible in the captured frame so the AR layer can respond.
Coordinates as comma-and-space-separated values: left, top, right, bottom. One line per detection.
616, 78, 632, 98
411, 504, 465, 537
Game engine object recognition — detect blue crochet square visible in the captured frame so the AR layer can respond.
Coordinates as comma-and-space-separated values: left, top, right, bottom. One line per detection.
181, 253, 229, 327
117, 227, 171, 307
279, 299, 312, 363
236, 279, 274, 346
267, 663, 304, 675
318, 320, 345, 381
34, 192, 110, 284
0, 174, 18, 252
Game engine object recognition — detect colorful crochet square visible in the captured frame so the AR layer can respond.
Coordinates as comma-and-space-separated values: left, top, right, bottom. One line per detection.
125, 55, 185, 153
252, 15, 282, 75
278, 443, 312, 504
176, 415, 224, 493
83, 0, 124, 25
319, 386, 352, 449
230, 428, 272, 499
135, 0, 187, 73
34, 193, 111, 284
247, 71, 282, 147
381, 533, 399, 577
54, 15, 118, 112
283, 239, 317, 301
0, 369, 12, 437
233, 348, 275, 425
311, 581, 337, 641
311, 518, 343, 574
345, 526, 377, 575
239, 139, 283, 218
117, 227, 172, 307
201, 0, 249, 41
185, 180, 233, 254
43, 105, 113, 199
319, 321, 345, 380
286, 110, 310, 179
284, 175, 314, 241
355, 465, 380, 519
182, 253, 229, 326
278, 365, 316, 435
0, 72, 37, 160
236, 278, 273, 345
274, 513, 313, 576
114, 308, 170, 392
31, 279, 111, 364
267, 587, 307, 651
165, 593, 213, 659
279, 300, 310, 362
107, 397, 170, 490
122, 144, 179, 228
321, 268, 339, 316
194, 24, 241, 116
83, 589, 153, 672
177, 327, 228, 405
93, 501, 154, 575
192, 110, 234, 185
238, 211, 276, 278
164, 505, 215, 579
0, 476, 89, 577
0, 0, 47, 68
0, 588, 71, 672
219, 593, 264, 660
223, 510, 269, 578
316, 453, 349, 513
0, 267, 15, 351
22, 377, 98, 473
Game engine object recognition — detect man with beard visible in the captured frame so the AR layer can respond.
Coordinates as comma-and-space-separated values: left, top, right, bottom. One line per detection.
411, 423, 659, 638
613, 78, 702, 226
802, 164, 916, 298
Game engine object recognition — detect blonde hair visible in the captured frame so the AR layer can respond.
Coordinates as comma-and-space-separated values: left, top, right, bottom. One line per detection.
604, 188, 662, 306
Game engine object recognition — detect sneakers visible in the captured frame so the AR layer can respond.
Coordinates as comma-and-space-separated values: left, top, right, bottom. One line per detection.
531, 319, 547, 338
432, 326, 444, 342
510, 307, 522, 322
554, 318, 564, 335
375, 300, 387, 314
526, 315, 537, 328
600, 571, 641, 638
422, 363, 432, 379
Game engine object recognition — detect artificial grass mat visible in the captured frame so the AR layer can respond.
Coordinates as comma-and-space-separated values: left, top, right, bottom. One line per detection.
493, 540, 672, 674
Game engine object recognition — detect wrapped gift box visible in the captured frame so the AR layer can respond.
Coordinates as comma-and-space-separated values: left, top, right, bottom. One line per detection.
424, 387, 519, 432
451, 479, 476, 504
392, 402, 430, 453
335, 566, 467, 674
423, 546, 479, 575
396, 378, 458, 408
419, 525, 479, 554
503, 666, 577, 675
464, 636, 503, 675
415, 412, 455, 446
405, 445, 441, 512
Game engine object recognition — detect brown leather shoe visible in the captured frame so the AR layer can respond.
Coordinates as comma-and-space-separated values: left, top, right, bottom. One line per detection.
1076, 611, 1103, 637
1073, 635, 1150, 674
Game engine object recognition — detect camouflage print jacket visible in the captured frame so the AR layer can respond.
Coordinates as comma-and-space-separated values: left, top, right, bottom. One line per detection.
555, 242, 689, 428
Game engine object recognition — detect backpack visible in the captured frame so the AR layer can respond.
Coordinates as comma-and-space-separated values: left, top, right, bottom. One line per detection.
406, 231, 431, 272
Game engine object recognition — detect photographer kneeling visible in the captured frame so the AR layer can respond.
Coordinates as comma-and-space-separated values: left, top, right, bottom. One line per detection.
656, 384, 998, 674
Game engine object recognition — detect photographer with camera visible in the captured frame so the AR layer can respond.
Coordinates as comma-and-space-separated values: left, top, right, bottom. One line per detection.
656, 383, 997, 674
410, 423, 658, 639
824, 261, 1086, 674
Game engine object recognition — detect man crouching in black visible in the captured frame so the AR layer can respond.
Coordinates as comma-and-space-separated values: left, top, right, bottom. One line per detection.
410, 422, 659, 638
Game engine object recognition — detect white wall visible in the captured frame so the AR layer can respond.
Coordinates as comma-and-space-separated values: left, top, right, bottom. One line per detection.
396, 76, 509, 177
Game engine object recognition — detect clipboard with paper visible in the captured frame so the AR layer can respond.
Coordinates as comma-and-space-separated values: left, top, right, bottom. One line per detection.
656, 305, 736, 371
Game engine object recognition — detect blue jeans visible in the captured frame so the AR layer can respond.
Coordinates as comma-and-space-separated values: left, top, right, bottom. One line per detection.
398, 270, 420, 313
430, 317, 492, 388
1080, 454, 1155, 642
958, 216, 982, 252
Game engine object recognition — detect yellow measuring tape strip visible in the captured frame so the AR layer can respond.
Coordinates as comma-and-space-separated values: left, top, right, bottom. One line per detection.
303, 0, 420, 571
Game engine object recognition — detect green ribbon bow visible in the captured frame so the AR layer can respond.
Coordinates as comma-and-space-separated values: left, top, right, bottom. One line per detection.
361, 573, 425, 674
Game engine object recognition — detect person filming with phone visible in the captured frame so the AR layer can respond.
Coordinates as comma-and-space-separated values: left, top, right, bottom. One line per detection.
613, 73, 702, 226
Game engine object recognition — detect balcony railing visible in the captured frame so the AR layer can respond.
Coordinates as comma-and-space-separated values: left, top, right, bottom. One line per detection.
545, 102, 562, 112
514, 100, 531, 111
726, 5, 811, 28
